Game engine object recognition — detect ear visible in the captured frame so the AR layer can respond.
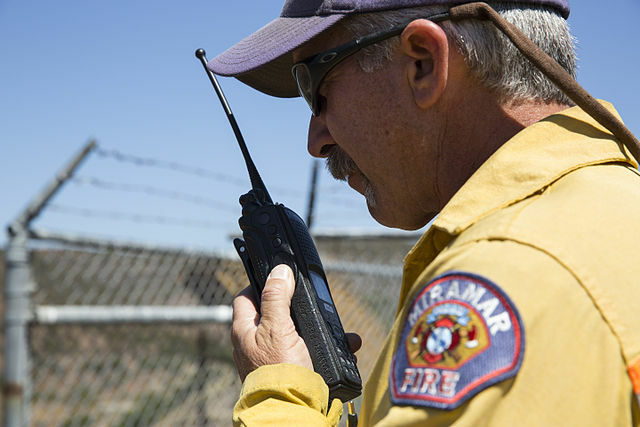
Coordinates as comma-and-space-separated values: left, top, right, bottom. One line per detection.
399, 19, 449, 110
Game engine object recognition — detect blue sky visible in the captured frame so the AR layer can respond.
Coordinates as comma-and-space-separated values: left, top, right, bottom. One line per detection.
1, 0, 638, 251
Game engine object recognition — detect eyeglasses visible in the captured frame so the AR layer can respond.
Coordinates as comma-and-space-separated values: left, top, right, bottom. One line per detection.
291, 11, 451, 116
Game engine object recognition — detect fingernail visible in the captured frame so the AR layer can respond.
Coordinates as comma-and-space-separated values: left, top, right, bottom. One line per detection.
269, 264, 290, 280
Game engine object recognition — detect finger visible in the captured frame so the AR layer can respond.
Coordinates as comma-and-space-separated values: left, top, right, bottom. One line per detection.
232, 286, 260, 348
233, 286, 259, 324
346, 332, 362, 353
259, 264, 295, 326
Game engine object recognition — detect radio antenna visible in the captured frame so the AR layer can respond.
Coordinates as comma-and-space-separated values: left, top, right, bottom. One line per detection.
196, 48, 272, 204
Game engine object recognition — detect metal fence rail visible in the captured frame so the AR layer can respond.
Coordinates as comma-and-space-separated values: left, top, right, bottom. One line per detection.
34, 305, 233, 324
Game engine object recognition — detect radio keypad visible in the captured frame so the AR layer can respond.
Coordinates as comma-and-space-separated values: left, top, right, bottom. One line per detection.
323, 308, 360, 385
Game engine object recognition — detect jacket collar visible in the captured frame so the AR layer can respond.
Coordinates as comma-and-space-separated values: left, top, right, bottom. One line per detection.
433, 101, 636, 235
400, 102, 636, 306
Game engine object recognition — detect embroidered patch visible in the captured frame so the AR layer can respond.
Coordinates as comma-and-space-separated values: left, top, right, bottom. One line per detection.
389, 271, 525, 410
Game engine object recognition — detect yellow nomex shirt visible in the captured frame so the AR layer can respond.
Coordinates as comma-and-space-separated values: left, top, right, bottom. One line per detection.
233, 103, 640, 426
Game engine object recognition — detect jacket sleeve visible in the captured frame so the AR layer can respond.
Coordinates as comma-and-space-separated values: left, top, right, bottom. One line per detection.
233, 363, 343, 426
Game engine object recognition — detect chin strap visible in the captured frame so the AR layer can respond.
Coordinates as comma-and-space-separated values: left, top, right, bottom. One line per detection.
449, 2, 640, 164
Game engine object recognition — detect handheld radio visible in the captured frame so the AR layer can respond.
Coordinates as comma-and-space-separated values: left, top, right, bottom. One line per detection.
196, 49, 362, 403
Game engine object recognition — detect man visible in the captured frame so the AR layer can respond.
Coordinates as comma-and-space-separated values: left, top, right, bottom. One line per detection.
208, 1, 640, 425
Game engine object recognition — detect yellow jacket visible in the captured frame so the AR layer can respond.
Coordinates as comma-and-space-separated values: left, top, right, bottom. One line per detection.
233, 103, 640, 426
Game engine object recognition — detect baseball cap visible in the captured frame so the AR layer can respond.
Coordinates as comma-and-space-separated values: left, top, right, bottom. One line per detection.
207, 0, 570, 98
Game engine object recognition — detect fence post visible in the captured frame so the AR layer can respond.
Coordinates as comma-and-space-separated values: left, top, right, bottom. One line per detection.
3, 140, 97, 426
3, 225, 34, 427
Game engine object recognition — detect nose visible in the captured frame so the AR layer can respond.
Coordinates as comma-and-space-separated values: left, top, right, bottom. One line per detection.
307, 113, 336, 158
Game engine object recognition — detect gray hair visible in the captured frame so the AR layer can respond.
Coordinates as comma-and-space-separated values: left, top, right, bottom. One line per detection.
342, 3, 577, 105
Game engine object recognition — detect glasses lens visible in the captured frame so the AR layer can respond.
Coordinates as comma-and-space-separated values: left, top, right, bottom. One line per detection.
293, 64, 316, 113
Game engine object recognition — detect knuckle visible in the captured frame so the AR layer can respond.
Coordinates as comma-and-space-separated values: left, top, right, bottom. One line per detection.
231, 294, 244, 311
261, 281, 288, 301
230, 327, 240, 347
231, 322, 248, 348
233, 286, 250, 301
258, 318, 298, 348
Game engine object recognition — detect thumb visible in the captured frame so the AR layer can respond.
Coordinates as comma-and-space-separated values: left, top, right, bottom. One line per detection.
259, 264, 295, 326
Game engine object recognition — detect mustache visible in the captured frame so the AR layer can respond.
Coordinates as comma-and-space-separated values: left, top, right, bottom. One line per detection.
325, 146, 360, 181
326, 146, 376, 208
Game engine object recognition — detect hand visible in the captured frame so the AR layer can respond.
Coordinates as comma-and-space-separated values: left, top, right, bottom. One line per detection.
231, 264, 362, 381
232, 264, 312, 381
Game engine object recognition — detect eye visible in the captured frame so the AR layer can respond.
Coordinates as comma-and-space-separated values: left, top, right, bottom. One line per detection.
317, 94, 328, 113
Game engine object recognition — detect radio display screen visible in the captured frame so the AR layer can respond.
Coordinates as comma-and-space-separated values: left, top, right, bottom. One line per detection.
309, 270, 333, 305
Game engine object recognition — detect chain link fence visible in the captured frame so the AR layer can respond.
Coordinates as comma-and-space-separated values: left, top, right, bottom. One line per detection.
2, 141, 420, 426
3, 229, 413, 426
27, 234, 243, 426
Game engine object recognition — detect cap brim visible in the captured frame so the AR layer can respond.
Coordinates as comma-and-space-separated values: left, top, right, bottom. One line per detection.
207, 15, 346, 98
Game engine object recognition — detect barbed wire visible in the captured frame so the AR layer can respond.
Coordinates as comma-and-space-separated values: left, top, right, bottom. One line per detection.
95, 147, 246, 185
47, 204, 230, 229
71, 176, 238, 213
94, 148, 304, 198
94, 147, 365, 210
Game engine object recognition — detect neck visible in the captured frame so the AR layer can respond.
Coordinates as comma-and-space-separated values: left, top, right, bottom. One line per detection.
434, 89, 570, 207
502, 100, 570, 128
